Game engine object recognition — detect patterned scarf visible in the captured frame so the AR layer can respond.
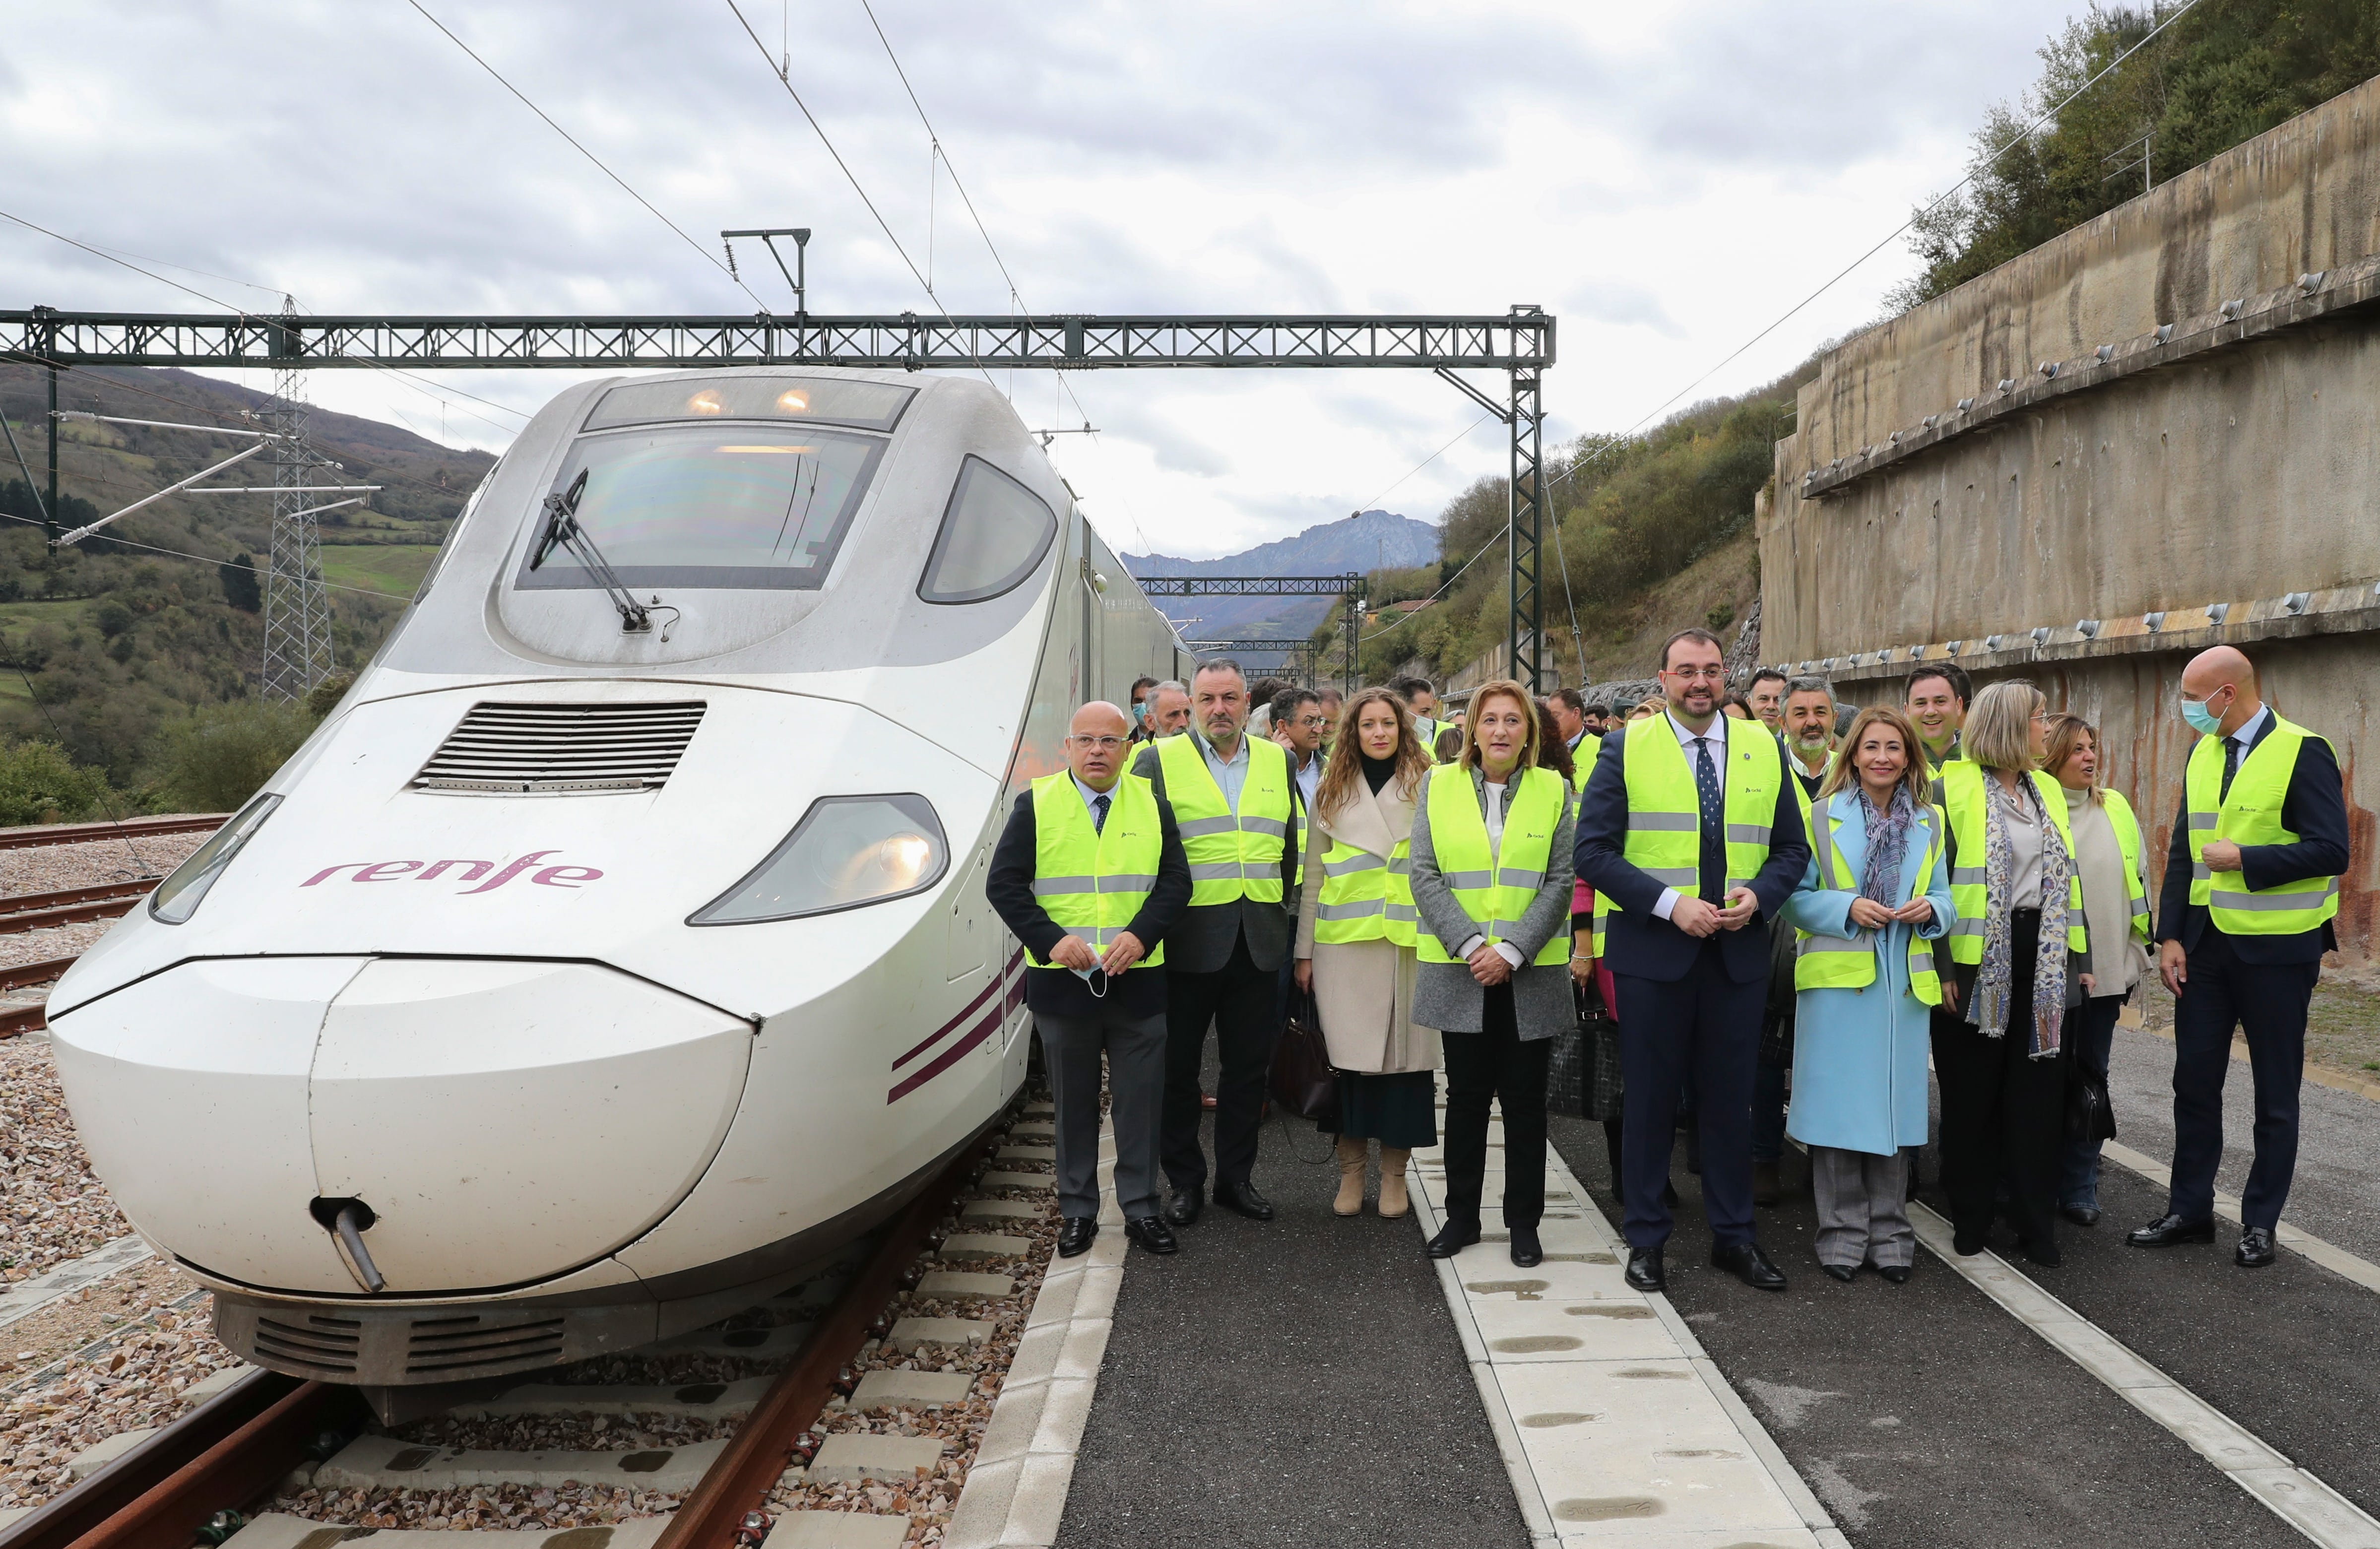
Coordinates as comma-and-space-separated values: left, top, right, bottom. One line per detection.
1969, 773, 2072, 1058
1856, 784, 1915, 907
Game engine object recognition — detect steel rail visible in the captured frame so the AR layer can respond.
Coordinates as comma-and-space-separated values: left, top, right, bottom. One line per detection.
0, 818, 223, 852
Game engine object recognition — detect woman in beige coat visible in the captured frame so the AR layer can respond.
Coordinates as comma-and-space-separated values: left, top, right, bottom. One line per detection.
1296, 687, 1441, 1217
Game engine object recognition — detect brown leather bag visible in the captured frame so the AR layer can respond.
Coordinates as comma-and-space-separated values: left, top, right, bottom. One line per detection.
1270, 987, 1340, 1126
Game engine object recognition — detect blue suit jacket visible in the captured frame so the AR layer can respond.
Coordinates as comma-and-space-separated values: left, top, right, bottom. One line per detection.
2156, 712, 2349, 965
1574, 723, 1811, 984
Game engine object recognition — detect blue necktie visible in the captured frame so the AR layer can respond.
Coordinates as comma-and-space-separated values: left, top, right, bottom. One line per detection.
1093, 794, 1110, 835
2220, 736, 2240, 802
1695, 736, 1725, 904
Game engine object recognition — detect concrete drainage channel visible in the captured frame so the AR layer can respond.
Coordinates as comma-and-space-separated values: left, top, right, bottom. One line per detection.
5, 1097, 1068, 1549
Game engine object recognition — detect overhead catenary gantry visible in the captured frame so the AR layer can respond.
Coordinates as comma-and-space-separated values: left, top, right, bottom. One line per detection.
1135, 575, 1365, 694
0, 303, 1557, 689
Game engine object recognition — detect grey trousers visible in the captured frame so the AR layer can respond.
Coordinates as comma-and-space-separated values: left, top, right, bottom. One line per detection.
1033, 1006, 1167, 1222
1810, 1146, 1914, 1269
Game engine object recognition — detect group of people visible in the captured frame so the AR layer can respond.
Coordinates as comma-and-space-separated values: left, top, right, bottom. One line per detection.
987, 635, 2350, 1294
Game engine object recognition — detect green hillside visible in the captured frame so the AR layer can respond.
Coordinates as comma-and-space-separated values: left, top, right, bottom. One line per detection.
0, 364, 494, 787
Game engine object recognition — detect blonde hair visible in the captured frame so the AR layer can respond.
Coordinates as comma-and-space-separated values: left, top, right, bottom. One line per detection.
1964, 679, 2045, 773
1313, 687, 1432, 821
2043, 713, 2102, 805
1460, 679, 1543, 773
1817, 706, 1931, 808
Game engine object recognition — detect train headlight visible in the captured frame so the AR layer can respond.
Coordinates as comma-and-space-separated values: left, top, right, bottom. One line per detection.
148, 792, 282, 925
689, 794, 948, 925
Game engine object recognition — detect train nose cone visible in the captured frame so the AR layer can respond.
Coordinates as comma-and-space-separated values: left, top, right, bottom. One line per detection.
53, 957, 751, 1296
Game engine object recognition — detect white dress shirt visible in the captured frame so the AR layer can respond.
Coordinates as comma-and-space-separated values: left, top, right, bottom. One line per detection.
1072, 774, 1120, 826
1651, 710, 1728, 922
1456, 775, 1529, 968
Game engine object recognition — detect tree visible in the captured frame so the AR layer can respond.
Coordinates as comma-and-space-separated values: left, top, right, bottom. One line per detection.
219, 552, 261, 612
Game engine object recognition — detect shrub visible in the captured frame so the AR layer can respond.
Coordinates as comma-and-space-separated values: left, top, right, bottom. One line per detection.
156, 700, 316, 812
0, 739, 119, 827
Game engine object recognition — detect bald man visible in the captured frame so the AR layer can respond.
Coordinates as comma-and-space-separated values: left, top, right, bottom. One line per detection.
987, 702, 1193, 1257
2129, 647, 2350, 1268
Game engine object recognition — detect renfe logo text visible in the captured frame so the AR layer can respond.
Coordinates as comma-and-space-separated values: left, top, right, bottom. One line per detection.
301, 850, 603, 894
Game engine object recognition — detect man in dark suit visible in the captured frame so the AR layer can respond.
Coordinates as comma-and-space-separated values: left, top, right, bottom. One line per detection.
2129, 646, 2350, 1268
1577, 629, 1809, 1292
1132, 660, 1303, 1226
987, 702, 1193, 1257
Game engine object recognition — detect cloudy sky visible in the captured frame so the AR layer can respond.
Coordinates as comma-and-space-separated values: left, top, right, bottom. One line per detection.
2, 0, 2083, 558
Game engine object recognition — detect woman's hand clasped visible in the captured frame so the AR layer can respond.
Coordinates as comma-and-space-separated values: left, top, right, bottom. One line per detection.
1846, 896, 1895, 929
1467, 943, 1514, 986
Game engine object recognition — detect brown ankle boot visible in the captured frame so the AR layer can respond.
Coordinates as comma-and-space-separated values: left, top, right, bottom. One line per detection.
1378, 1148, 1412, 1218
1333, 1135, 1368, 1216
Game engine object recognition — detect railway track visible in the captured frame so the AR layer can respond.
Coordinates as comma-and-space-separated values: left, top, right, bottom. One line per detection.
0, 818, 223, 853
0, 881, 159, 939
0, 1109, 1055, 1549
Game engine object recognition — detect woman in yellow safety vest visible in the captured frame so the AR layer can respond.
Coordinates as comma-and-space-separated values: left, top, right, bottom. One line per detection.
1930, 680, 2091, 1267
1294, 687, 1439, 1219
2042, 714, 2153, 1229
1778, 707, 1954, 1285
1408, 679, 1577, 1269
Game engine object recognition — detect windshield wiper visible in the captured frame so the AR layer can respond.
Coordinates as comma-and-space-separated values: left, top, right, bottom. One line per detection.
533, 468, 652, 633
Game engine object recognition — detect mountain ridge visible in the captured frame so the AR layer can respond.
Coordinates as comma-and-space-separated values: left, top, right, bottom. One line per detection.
1124, 508, 1436, 639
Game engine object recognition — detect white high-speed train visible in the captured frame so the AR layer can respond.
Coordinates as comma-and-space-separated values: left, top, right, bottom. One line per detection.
47, 367, 1187, 1405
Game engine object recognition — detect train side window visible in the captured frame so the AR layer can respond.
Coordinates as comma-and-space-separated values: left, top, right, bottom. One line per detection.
917, 455, 1057, 605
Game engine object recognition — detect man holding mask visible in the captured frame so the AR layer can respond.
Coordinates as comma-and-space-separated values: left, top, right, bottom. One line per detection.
2130, 646, 2349, 1268
987, 703, 1192, 1257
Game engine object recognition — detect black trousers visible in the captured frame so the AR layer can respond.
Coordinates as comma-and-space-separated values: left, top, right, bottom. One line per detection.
2170, 931, 2318, 1230
1613, 938, 1763, 1251
1440, 982, 1549, 1229
1160, 934, 1280, 1198
1933, 909, 2064, 1249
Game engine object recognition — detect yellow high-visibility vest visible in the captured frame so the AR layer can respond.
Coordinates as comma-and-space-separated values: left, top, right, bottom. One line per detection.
1590, 715, 1787, 957
2102, 788, 2152, 945
2185, 714, 2341, 936
1938, 761, 2088, 966
1313, 828, 1416, 948
1024, 771, 1165, 969
1154, 732, 1293, 906
1415, 765, 1570, 967
1568, 732, 1603, 796
1793, 795, 1944, 1005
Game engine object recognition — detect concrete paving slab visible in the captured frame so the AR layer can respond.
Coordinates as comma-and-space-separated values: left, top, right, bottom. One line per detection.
886, 1316, 997, 1353
979, 1171, 1054, 1192
226, 1514, 672, 1549
997, 1144, 1057, 1163
938, 1234, 1032, 1263
1009, 1121, 1056, 1140
315, 1433, 725, 1492
918, 1271, 1019, 1300
183, 1363, 254, 1404
850, 1368, 975, 1412
808, 1433, 948, 1484
0, 1235, 153, 1330
962, 1198, 1042, 1223
67, 1425, 153, 1481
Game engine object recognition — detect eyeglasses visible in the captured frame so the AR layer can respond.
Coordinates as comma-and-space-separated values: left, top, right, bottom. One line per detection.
1664, 665, 1727, 682
1067, 735, 1126, 751
1294, 715, 1328, 728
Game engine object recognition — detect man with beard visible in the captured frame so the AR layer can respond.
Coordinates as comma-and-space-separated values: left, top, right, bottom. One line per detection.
1781, 676, 1837, 799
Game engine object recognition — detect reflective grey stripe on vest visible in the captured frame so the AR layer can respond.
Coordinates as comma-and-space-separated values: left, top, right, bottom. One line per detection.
1188, 861, 1246, 881
2188, 812, 2218, 830
2130, 895, 2152, 917
2191, 862, 2210, 881
1440, 868, 1497, 889
1628, 812, 1698, 833
1490, 919, 1538, 939
1031, 875, 1098, 896
1949, 866, 1986, 886
1725, 823, 1770, 845
1637, 866, 1697, 887
2209, 877, 2341, 911
1238, 816, 1288, 838
1094, 873, 1158, 892
1385, 902, 1419, 922
1387, 855, 1412, 875
1324, 852, 1386, 877
1949, 917, 1986, 937
1797, 933, 1871, 958
1495, 866, 1544, 888
1315, 898, 1387, 920
1176, 815, 1239, 839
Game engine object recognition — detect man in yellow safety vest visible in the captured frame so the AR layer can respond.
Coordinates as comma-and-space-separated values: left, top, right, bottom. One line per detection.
986, 702, 1192, 1259
2128, 646, 2350, 1269
1132, 659, 1304, 1227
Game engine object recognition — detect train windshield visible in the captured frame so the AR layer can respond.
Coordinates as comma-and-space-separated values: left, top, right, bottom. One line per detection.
515, 424, 886, 592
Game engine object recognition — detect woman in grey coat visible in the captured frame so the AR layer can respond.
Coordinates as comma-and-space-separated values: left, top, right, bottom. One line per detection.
1409, 679, 1577, 1268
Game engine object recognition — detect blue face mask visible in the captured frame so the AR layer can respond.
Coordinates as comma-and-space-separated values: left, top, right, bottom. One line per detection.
2180, 693, 2225, 736
1133, 699, 1150, 725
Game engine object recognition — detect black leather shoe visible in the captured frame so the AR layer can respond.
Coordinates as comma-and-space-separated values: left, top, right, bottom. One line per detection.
1164, 1192, 1202, 1227
1214, 1179, 1275, 1221
1821, 1263, 1856, 1283
2061, 1204, 2102, 1228
2020, 1236, 2062, 1268
1624, 1246, 1667, 1292
2127, 1213, 2216, 1248
1425, 1220, 1480, 1259
1877, 1264, 1912, 1285
1951, 1228, 1989, 1257
1509, 1226, 1543, 1268
1124, 1216, 1179, 1256
1055, 1217, 1097, 1258
1712, 1242, 1787, 1291
2236, 1226, 2277, 1268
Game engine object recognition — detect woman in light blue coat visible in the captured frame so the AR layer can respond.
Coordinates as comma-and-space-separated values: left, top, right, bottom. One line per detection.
1780, 706, 1957, 1284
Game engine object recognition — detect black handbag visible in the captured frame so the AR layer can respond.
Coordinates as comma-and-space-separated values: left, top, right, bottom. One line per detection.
1569, 976, 1625, 1122
2064, 1052, 2117, 1143
1270, 988, 1340, 1126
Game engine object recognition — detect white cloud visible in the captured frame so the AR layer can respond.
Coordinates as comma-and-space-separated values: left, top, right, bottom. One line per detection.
1, 0, 2076, 556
